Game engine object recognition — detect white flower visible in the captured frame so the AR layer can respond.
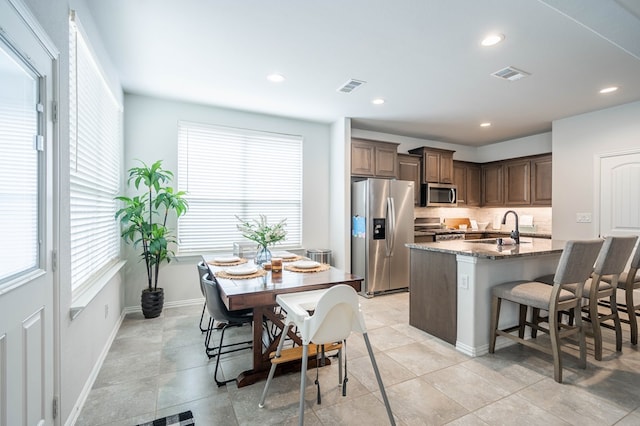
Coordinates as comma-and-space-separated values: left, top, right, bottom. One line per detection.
236, 214, 287, 248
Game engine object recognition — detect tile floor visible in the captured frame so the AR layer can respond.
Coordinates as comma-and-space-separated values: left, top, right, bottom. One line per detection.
76, 292, 640, 425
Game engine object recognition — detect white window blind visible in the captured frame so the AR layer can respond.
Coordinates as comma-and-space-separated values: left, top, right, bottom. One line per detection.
69, 12, 122, 292
177, 121, 302, 253
0, 38, 40, 284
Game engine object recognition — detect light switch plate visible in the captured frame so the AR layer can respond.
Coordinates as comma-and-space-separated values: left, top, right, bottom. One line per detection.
576, 213, 592, 223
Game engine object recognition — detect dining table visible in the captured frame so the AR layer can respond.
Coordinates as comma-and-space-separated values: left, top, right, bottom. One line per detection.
204, 254, 363, 387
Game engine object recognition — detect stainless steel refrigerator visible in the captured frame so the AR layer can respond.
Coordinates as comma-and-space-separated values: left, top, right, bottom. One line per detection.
351, 178, 414, 296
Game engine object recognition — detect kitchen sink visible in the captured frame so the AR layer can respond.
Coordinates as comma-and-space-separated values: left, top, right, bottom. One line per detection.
466, 238, 531, 244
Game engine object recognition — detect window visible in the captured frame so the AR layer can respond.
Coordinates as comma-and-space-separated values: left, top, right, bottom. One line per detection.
69, 12, 122, 293
177, 121, 302, 253
0, 36, 41, 284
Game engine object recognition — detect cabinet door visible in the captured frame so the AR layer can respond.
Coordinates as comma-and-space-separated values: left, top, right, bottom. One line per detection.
504, 159, 531, 205
453, 163, 467, 205
439, 152, 454, 183
424, 152, 441, 183
375, 144, 398, 177
466, 164, 481, 206
482, 163, 503, 206
398, 154, 421, 205
531, 155, 552, 205
351, 140, 375, 176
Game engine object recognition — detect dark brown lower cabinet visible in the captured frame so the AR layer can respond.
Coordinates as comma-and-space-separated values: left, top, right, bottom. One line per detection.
409, 250, 457, 345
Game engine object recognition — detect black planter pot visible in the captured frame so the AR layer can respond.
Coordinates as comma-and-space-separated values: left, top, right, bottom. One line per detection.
141, 288, 164, 318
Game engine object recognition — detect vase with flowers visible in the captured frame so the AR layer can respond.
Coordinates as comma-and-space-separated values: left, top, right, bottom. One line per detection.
236, 215, 287, 266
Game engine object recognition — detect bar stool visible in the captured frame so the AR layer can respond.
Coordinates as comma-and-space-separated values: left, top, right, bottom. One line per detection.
490, 239, 603, 383
600, 240, 640, 345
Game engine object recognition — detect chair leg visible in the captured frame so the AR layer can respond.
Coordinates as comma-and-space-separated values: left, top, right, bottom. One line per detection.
610, 293, 622, 352
259, 324, 292, 408
574, 306, 587, 369
548, 307, 563, 383
590, 297, 603, 361
363, 332, 395, 426
199, 302, 208, 332
531, 308, 540, 338
298, 344, 309, 426
629, 289, 639, 345
489, 296, 501, 353
518, 304, 527, 338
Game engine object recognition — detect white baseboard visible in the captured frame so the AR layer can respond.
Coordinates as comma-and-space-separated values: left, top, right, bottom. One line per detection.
123, 297, 204, 314
64, 311, 125, 426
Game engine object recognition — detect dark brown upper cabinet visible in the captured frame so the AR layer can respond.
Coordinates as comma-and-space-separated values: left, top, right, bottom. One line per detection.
408, 147, 455, 184
351, 138, 399, 178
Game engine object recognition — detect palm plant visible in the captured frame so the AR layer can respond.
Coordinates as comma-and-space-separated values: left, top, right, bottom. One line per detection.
115, 160, 188, 291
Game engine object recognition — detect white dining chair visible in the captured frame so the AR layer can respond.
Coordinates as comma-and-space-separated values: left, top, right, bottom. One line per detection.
258, 284, 395, 426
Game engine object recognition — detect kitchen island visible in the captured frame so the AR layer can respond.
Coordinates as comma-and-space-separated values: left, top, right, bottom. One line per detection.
406, 238, 566, 356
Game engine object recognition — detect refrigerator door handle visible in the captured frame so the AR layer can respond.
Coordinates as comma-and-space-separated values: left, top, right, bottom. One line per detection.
386, 196, 396, 257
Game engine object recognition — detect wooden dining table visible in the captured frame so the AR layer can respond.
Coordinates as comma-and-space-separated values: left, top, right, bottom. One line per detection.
205, 258, 363, 387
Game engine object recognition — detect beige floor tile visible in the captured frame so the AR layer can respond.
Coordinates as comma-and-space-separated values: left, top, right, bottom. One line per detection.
314, 393, 400, 426
473, 394, 570, 425
386, 341, 461, 376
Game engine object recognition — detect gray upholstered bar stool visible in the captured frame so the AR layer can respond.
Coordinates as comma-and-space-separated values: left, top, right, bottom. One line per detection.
600, 243, 640, 345
536, 236, 638, 360
490, 239, 603, 383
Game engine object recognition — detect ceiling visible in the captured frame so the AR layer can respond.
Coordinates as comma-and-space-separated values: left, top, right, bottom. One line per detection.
84, 0, 640, 147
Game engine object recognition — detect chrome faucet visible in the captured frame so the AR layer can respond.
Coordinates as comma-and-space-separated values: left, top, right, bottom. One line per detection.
501, 210, 520, 244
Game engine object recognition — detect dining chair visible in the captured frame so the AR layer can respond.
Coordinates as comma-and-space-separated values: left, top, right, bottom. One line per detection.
197, 260, 210, 333
201, 272, 253, 386
601, 243, 640, 344
258, 284, 395, 426
489, 239, 603, 383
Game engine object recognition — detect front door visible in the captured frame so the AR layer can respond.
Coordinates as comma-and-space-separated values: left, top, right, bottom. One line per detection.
0, 1, 57, 424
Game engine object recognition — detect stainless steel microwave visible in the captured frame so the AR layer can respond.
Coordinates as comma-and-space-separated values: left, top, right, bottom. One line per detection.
420, 183, 458, 207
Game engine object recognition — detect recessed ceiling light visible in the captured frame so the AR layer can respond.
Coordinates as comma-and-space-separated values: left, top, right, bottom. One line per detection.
481, 34, 505, 47
599, 86, 618, 94
267, 73, 285, 83
480, 122, 492, 127
372, 98, 385, 105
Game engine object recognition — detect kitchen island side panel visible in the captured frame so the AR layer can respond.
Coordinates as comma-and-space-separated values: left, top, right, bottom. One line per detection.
409, 250, 457, 345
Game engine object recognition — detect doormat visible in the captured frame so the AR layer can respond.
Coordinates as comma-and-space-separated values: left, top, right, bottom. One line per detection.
136, 410, 194, 426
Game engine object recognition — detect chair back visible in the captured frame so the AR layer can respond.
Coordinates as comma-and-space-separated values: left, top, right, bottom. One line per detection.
593, 236, 638, 276
553, 239, 604, 285
201, 274, 232, 322
197, 260, 209, 296
302, 284, 366, 345
626, 239, 640, 278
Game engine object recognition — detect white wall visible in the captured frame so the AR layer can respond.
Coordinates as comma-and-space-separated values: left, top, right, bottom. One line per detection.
23, 0, 126, 424
329, 118, 351, 270
552, 100, 640, 240
123, 94, 333, 307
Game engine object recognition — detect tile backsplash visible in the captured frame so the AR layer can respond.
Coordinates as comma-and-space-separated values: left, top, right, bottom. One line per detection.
415, 206, 552, 234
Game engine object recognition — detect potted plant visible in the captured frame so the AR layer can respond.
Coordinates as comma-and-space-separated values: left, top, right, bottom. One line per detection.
236, 215, 287, 266
116, 160, 188, 318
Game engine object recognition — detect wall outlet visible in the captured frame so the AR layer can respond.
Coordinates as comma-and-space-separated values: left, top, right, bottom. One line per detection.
459, 274, 469, 289
576, 213, 592, 223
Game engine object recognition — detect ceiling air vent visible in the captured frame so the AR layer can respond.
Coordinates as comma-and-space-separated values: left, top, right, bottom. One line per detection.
491, 66, 531, 81
337, 79, 366, 93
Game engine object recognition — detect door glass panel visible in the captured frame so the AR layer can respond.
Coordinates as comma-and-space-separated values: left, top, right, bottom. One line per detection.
0, 39, 40, 283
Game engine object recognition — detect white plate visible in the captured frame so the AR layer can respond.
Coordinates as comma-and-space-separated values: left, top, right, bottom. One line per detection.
214, 255, 241, 263
273, 251, 297, 259
224, 265, 258, 275
291, 260, 320, 269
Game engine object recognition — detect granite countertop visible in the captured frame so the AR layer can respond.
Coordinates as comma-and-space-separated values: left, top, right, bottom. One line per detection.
406, 237, 566, 260
414, 229, 552, 238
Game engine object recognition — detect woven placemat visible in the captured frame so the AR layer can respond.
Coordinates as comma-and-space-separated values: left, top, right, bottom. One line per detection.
215, 269, 267, 279
281, 255, 303, 262
284, 263, 331, 273
208, 258, 248, 266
